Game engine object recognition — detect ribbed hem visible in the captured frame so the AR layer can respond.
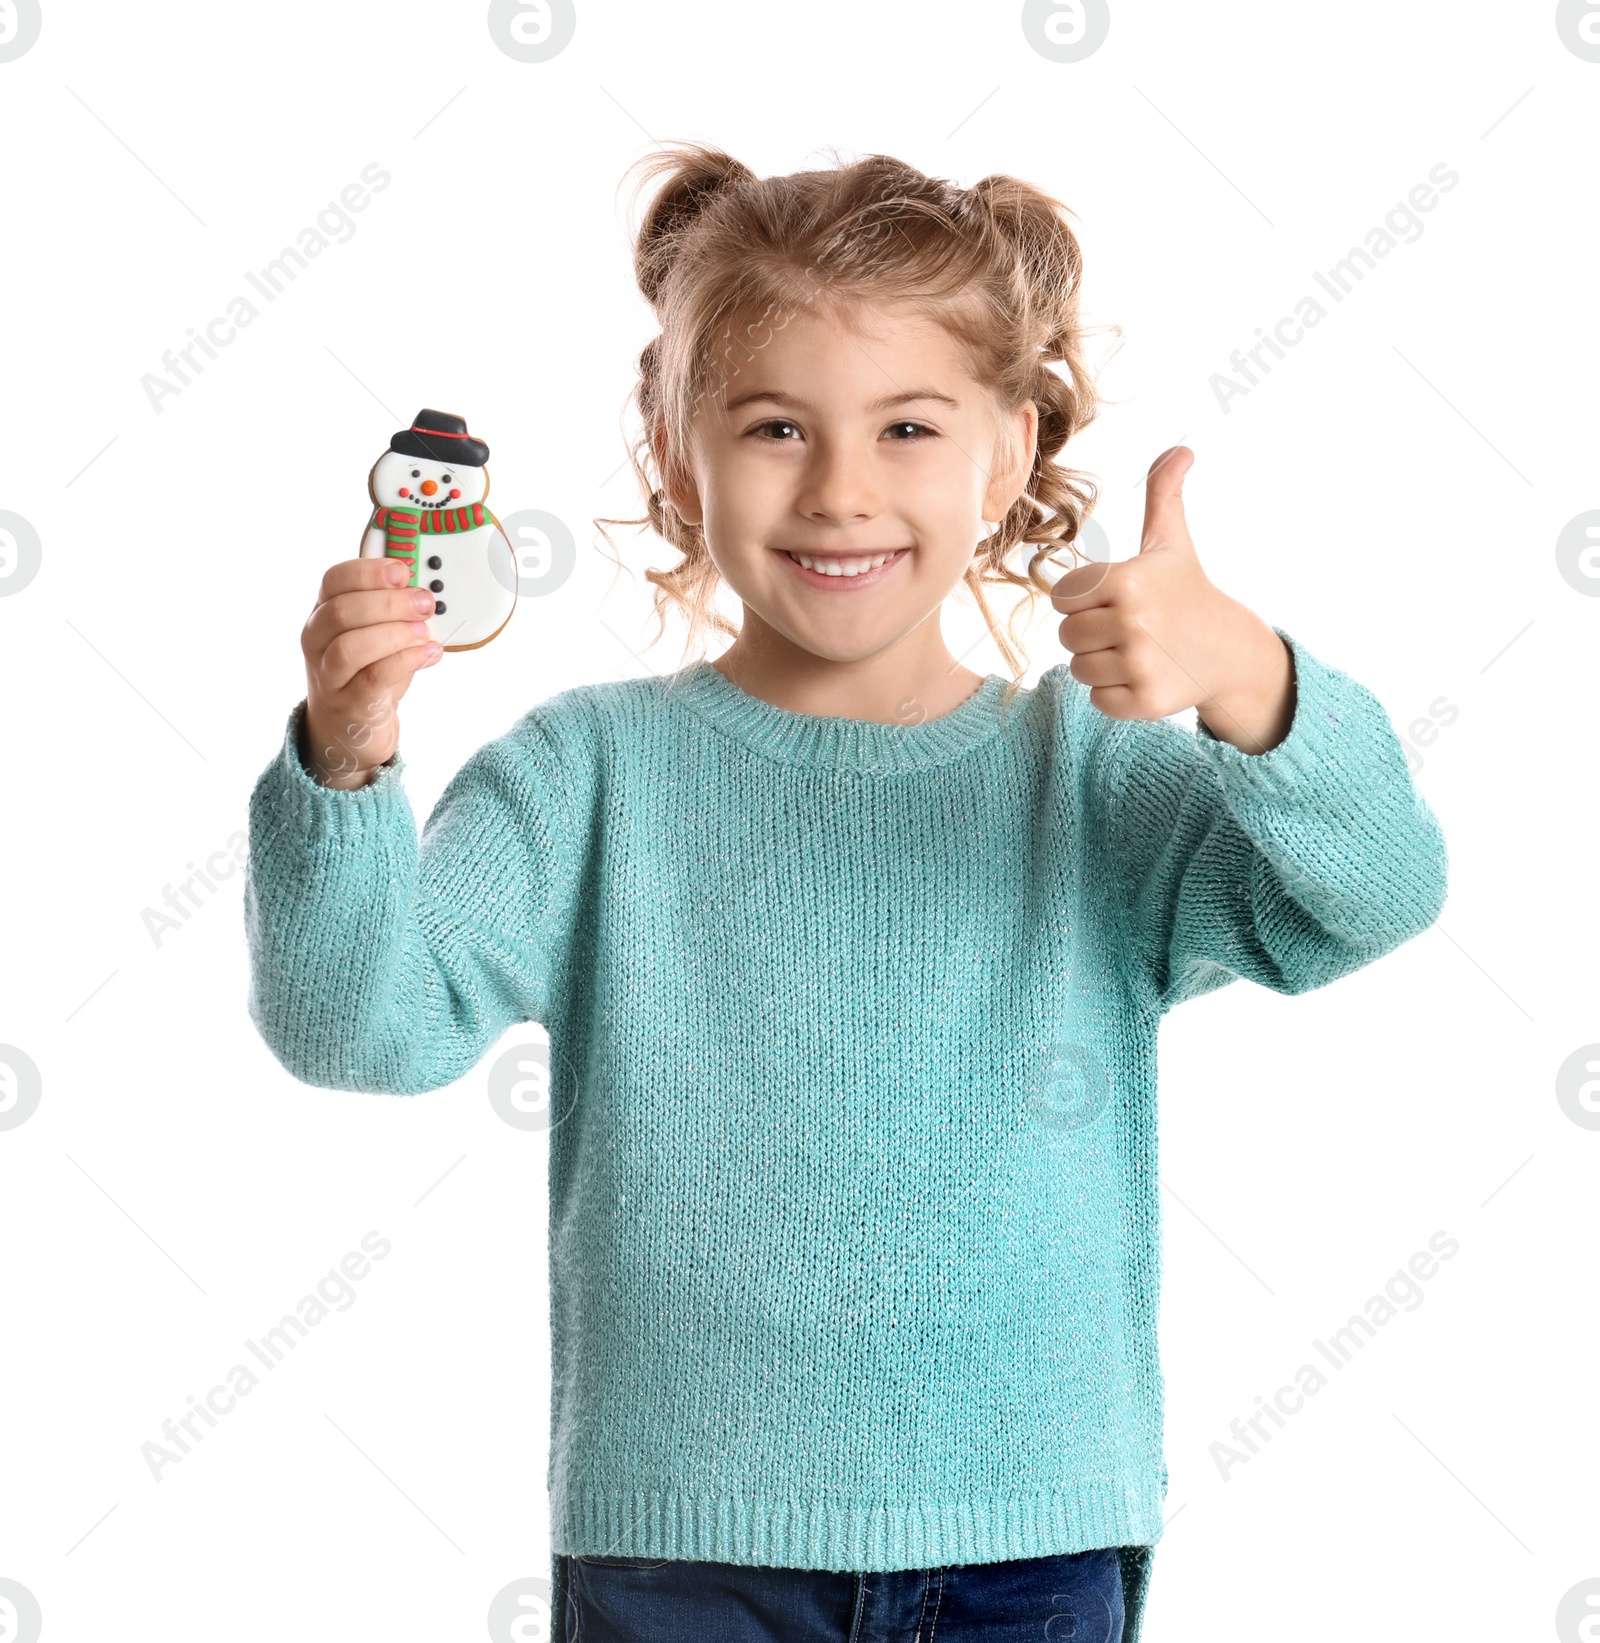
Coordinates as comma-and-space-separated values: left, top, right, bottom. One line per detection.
1193, 628, 1352, 794
552, 1472, 1166, 1573
266, 698, 408, 840
657, 661, 1022, 773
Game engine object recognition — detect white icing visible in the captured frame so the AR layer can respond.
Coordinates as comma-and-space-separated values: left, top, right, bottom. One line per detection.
370, 448, 488, 509
363, 444, 517, 648
414, 518, 517, 650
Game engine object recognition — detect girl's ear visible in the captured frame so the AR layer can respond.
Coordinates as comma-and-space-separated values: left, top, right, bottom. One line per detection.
982, 400, 1039, 522
654, 427, 705, 526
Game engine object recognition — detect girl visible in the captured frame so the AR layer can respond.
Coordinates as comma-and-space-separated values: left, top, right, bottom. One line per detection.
246, 142, 1448, 1642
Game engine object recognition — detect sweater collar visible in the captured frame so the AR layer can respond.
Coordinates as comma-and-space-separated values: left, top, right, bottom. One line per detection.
660, 659, 1020, 773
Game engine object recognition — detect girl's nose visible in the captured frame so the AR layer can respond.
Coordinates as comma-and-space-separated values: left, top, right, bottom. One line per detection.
420, 479, 439, 496
797, 443, 880, 525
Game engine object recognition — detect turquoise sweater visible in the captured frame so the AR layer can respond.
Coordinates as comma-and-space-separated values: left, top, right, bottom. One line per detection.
243, 628, 1446, 1606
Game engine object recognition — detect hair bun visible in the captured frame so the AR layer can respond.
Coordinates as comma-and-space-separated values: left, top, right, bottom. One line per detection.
625, 141, 757, 307
968, 172, 1084, 359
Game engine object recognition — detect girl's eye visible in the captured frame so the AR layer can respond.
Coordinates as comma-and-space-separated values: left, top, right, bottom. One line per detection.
747, 419, 936, 442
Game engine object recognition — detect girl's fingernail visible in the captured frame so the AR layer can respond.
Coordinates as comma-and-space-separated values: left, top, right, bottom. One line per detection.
387, 563, 410, 584
411, 621, 429, 636
425, 643, 443, 662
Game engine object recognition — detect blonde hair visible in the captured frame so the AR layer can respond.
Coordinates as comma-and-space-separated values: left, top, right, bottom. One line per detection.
594, 140, 1116, 695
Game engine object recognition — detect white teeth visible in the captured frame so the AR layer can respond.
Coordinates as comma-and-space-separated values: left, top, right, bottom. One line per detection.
790, 550, 898, 577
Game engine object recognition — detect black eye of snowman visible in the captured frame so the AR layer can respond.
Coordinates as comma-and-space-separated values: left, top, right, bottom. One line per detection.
411, 469, 421, 479
441, 474, 452, 484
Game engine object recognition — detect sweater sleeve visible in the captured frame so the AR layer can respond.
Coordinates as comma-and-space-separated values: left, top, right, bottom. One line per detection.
242, 696, 584, 1094
1089, 628, 1449, 1016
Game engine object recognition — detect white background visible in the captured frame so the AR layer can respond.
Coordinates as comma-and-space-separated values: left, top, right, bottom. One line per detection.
2, 1, 1597, 1639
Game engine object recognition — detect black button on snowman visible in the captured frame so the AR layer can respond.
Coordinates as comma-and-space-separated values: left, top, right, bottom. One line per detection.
359, 409, 518, 650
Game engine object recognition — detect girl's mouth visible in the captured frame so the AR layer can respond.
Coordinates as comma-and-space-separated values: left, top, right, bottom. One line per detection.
781, 547, 909, 588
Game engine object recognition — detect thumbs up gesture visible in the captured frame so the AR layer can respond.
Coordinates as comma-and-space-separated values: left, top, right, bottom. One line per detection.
1051, 446, 1296, 754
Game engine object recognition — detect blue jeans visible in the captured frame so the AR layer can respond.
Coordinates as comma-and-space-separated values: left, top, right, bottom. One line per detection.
559, 1544, 1146, 1642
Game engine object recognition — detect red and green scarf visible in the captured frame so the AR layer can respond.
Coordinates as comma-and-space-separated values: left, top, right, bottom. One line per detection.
369, 502, 489, 586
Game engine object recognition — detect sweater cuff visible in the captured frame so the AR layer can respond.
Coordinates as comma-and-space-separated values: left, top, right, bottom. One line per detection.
260, 697, 410, 842
1193, 628, 1387, 803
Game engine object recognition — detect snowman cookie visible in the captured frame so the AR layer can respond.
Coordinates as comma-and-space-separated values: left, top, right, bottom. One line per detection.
359, 408, 518, 651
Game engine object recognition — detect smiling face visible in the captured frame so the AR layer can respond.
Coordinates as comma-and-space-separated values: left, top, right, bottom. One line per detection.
370, 449, 487, 510
664, 297, 1037, 670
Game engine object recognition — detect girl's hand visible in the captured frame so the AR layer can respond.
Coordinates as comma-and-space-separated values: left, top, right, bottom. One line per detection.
299, 557, 443, 789
1051, 445, 1295, 754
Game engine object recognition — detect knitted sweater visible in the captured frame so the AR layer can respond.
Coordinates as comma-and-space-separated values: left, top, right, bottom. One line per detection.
242, 627, 1447, 1614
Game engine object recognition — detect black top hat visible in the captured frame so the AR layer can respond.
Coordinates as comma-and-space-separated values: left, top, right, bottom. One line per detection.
389, 408, 490, 467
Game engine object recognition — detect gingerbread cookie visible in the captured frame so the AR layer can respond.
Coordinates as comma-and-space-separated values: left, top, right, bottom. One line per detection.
359, 408, 518, 651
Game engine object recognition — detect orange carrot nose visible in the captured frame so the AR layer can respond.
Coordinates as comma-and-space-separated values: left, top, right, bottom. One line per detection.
420, 479, 439, 496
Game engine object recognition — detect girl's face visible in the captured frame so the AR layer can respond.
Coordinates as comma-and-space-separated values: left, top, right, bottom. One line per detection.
666, 298, 1037, 668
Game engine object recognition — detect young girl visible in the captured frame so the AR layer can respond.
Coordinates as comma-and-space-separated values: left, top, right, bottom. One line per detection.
245, 142, 1448, 1642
